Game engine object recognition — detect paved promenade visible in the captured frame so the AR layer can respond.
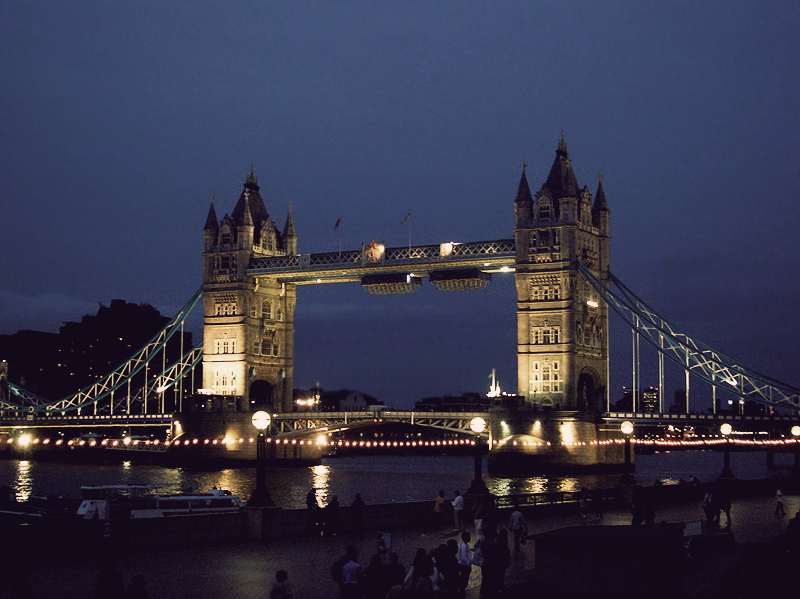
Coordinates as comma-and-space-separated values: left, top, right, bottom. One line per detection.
13, 491, 799, 598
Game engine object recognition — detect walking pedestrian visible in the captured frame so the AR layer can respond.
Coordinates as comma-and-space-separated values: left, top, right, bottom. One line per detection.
452, 490, 465, 531
509, 502, 527, 553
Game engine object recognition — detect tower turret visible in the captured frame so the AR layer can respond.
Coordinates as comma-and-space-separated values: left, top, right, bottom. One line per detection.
282, 204, 297, 255
203, 198, 219, 252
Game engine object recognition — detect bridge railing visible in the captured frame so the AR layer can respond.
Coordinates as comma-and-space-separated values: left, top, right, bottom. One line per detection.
248, 239, 516, 274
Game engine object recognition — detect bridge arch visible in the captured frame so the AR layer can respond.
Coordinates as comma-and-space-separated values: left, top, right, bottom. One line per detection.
577, 367, 604, 413
249, 378, 276, 411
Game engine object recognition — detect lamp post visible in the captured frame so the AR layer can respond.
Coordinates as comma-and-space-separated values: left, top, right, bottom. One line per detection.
467, 416, 488, 494
719, 422, 735, 479
792, 426, 800, 471
247, 411, 275, 507
620, 420, 636, 485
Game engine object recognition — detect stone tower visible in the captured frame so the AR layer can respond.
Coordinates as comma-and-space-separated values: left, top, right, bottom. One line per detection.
513, 137, 610, 412
201, 168, 297, 413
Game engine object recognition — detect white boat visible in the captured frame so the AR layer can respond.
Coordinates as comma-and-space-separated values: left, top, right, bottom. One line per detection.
77, 485, 244, 519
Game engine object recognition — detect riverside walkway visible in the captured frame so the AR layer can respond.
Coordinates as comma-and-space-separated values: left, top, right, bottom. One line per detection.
9, 490, 799, 598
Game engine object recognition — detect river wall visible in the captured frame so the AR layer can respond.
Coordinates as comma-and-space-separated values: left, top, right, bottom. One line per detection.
6, 475, 797, 560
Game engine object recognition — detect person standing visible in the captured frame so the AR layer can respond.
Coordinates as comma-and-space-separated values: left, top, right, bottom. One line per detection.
325, 494, 341, 536
306, 488, 320, 533
361, 554, 386, 599
509, 503, 527, 553
456, 531, 473, 598
351, 493, 366, 538
776, 489, 786, 517
434, 490, 446, 528
340, 545, 363, 599
269, 570, 293, 599
452, 490, 465, 531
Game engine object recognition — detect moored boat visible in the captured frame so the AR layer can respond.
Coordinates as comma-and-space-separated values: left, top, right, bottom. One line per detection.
77, 485, 244, 519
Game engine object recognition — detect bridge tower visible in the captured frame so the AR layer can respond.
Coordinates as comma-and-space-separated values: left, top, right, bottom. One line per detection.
488, 136, 618, 474
201, 168, 297, 413
513, 136, 610, 411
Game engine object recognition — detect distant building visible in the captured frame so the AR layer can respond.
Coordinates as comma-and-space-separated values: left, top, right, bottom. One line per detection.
641, 387, 659, 413
0, 300, 191, 406
613, 386, 660, 412
414, 392, 490, 412
315, 388, 384, 412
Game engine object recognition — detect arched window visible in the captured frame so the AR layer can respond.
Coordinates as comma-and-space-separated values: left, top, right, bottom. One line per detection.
262, 299, 272, 320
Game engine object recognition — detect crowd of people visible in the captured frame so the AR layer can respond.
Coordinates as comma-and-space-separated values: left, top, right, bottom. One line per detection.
323, 488, 526, 599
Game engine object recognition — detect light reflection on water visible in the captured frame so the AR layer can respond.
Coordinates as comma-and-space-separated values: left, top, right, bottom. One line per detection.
0, 451, 793, 509
12, 460, 33, 501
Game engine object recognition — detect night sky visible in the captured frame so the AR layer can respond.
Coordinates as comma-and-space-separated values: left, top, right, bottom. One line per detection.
2, 2, 798, 410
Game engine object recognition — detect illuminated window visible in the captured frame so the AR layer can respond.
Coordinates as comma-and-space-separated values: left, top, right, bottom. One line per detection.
531, 326, 561, 344
215, 339, 236, 354
215, 302, 237, 316
531, 362, 540, 392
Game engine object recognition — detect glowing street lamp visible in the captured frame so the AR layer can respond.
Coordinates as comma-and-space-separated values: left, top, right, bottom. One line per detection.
467, 417, 488, 494
719, 422, 735, 479
792, 426, 800, 470
247, 411, 275, 507
620, 421, 636, 484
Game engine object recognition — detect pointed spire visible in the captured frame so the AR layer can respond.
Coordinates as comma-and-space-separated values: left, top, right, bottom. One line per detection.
245, 164, 259, 190
282, 202, 296, 238
242, 189, 254, 226
233, 166, 269, 226
204, 195, 218, 231
542, 133, 579, 200
593, 171, 609, 212
514, 162, 533, 205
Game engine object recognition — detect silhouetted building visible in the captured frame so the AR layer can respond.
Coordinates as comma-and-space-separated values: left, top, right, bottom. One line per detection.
0, 300, 191, 405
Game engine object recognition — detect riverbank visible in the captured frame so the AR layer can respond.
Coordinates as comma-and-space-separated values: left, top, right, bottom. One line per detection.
4, 488, 798, 598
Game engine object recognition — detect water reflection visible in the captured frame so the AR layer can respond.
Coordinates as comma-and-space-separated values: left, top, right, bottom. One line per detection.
13, 460, 33, 501
311, 464, 330, 505
0, 451, 789, 509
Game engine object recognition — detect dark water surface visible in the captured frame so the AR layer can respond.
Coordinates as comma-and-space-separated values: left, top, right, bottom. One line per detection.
0, 451, 793, 508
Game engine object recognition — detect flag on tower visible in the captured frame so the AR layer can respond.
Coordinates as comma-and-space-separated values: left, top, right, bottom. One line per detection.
401, 212, 411, 225
334, 217, 342, 231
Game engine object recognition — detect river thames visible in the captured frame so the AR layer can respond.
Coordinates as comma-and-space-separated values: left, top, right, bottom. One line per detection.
1, 451, 794, 508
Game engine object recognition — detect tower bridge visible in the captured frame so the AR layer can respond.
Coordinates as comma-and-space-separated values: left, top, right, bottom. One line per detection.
3, 137, 800, 472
